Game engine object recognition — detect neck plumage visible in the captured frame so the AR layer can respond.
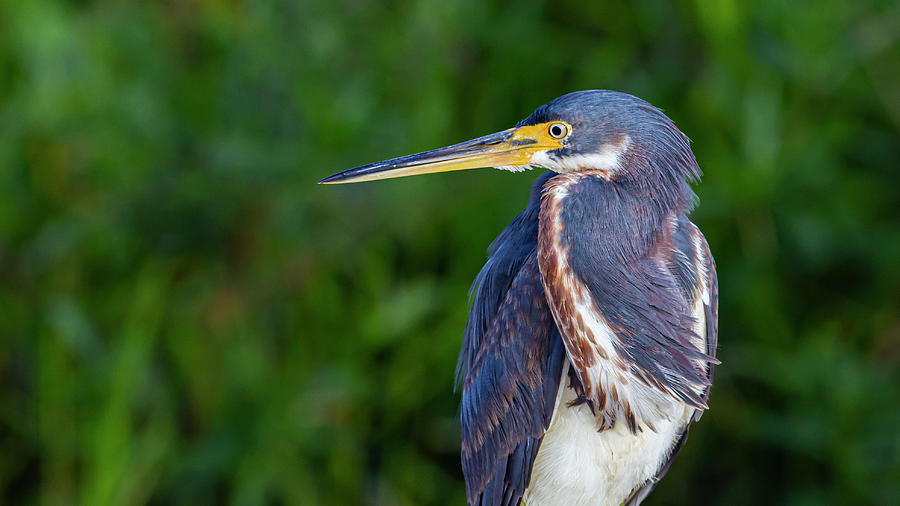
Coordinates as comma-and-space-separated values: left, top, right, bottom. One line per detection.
542, 167, 693, 265
537, 167, 711, 431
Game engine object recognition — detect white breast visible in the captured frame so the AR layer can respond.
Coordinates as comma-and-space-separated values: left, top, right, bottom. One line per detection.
522, 362, 695, 506
522, 277, 711, 506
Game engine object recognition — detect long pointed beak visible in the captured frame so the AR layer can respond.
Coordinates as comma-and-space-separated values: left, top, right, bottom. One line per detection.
319, 123, 565, 184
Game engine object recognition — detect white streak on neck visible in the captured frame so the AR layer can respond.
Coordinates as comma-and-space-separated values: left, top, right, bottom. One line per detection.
531, 135, 631, 174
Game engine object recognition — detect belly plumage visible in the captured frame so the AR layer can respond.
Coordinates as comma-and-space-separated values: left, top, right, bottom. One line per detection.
522, 363, 695, 506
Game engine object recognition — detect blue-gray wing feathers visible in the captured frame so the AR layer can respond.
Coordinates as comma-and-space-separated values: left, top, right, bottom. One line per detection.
459, 172, 565, 506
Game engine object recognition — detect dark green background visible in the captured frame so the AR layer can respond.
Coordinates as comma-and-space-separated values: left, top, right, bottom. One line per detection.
2, 0, 899, 504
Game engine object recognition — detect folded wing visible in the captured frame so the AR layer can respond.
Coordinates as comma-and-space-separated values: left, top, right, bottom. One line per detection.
458, 172, 566, 506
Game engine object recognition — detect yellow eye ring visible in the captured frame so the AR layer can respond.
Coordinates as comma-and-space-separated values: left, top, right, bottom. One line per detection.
548, 122, 569, 139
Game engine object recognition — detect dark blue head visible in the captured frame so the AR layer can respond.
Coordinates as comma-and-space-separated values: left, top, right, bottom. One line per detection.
519, 90, 700, 183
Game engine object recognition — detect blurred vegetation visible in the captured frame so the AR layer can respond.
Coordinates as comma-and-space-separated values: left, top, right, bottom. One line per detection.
1, 0, 899, 505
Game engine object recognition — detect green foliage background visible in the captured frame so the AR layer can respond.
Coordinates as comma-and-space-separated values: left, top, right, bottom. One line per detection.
2, 0, 899, 504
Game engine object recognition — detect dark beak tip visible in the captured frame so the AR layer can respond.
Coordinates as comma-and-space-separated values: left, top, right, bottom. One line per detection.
318, 173, 342, 184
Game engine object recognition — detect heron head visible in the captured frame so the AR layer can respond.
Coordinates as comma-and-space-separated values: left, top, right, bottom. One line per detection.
515, 90, 700, 183
319, 90, 700, 191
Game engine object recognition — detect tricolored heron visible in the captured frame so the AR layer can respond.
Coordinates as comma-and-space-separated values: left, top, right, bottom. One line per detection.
321, 90, 718, 506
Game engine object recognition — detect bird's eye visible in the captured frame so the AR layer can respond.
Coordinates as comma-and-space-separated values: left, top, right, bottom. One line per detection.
548, 122, 569, 139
